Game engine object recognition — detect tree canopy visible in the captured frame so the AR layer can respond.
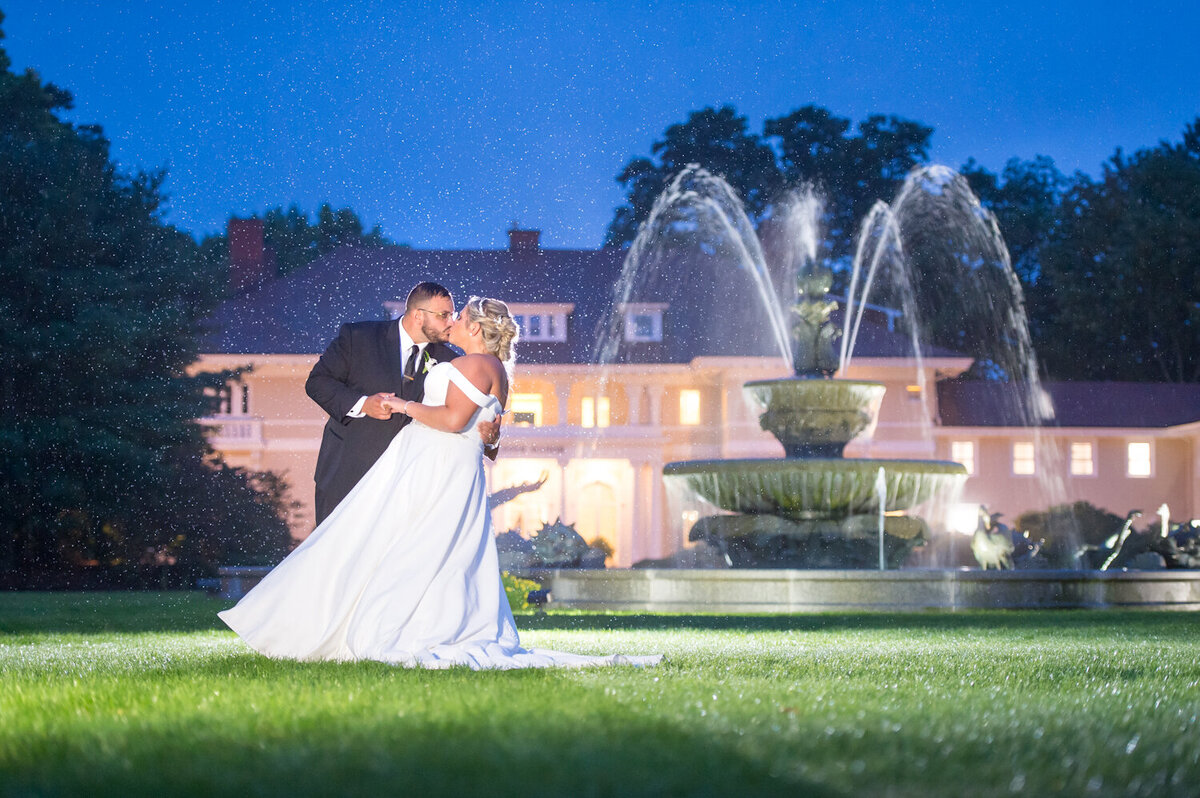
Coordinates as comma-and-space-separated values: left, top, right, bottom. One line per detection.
605, 104, 932, 258
1036, 123, 1200, 382
605, 106, 782, 248
765, 106, 932, 258
609, 104, 1200, 383
199, 203, 392, 284
0, 15, 293, 586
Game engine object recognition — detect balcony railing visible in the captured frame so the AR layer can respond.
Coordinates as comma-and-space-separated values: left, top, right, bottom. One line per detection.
201, 416, 264, 448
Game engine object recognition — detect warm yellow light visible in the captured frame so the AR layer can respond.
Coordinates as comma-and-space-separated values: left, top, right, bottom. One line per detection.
1070, 442, 1094, 476
596, 397, 610, 428
679, 389, 701, 425
510, 393, 543, 426
1127, 442, 1152, 477
948, 504, 982, 536
951, 441, 975, 475
1012, 442, 1036, 475
581, 396, 611, 429
905, 384, 922, 399
491, 458, 558, 537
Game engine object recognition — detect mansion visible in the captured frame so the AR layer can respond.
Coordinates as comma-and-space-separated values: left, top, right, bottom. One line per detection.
197, 222, 1200, 566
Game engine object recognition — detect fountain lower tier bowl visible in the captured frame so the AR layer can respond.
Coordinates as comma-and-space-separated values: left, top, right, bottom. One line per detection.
663, 458, 967, 520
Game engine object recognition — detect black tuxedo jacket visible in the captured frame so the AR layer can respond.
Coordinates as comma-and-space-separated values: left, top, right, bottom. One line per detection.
305, 320, 459, 524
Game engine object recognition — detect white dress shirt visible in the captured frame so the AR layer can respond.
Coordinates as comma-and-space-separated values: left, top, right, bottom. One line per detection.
345, 321, 426, 418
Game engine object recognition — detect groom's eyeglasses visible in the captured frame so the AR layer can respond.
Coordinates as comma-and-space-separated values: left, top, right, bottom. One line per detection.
416, 308, 456, 321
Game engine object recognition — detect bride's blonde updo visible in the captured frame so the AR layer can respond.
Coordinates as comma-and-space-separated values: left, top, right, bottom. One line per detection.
464, 296, 519, 367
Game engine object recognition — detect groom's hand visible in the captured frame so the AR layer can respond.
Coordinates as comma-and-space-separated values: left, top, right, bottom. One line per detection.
478, 417, 501, 446
363, 392, 398, 419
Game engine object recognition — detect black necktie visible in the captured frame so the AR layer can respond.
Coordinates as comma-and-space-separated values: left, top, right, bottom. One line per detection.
404, 344, 420, 380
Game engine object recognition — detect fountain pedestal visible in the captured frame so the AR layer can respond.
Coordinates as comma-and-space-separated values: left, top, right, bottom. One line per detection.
664, 378, 967, 569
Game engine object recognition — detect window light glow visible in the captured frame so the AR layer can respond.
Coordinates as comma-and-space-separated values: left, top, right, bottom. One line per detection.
510, 393, 543, 427
951, 441, 975, 475
580, 396, 610, 428
1070, 442, 1095, 476
679, 390, 701, 425
1012, 442, 1036, 475
1127, 442, 1152, 477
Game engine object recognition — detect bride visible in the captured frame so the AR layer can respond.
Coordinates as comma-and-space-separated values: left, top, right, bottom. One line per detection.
219, 297, 660, 670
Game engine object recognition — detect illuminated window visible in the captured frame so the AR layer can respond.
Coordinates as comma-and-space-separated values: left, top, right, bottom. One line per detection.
1070, 442, 1095, 476
905, 384, 922, 400
679, 389, 701, 425
951, 441, 975, 475
510, 393, 544, 427
1127, 442, 1152, 478
1012, 442, 1036, 476
581, 396, 610, 428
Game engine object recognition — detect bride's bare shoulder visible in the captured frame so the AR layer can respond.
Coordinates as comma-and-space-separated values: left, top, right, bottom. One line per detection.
452, 352, 501, 369
450, 353, 503, 383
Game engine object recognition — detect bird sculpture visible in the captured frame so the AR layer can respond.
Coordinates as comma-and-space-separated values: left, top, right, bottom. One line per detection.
1100, 510, 1143, 571
971, 507, 1015, 570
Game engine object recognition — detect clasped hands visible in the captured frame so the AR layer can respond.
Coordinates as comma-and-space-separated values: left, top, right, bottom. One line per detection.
362, 392, 403, 419
362, 392, 501, 445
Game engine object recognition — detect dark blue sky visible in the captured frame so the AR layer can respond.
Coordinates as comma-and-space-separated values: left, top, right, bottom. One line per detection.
5, 1, 1198, 248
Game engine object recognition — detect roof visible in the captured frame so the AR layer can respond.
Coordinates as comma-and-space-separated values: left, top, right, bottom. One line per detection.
199, 244, 625, 363
199, 242, 965, 365
937, 380, 1200, 429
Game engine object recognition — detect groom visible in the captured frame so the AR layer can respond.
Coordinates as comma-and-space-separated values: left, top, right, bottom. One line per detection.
305, 281, 499, 524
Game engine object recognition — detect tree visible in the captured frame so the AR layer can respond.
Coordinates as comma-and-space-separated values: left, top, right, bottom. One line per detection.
961, 155, 1067, 288
605, 106, 782, 247
0, 16, 292, 586
1037, 121, 1200, 382
764, 106, 933, 259
606, 104, 933, 266
200, 203, 389, 283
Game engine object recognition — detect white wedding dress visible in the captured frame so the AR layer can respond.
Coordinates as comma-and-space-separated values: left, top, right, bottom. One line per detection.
219, 361, 660, 670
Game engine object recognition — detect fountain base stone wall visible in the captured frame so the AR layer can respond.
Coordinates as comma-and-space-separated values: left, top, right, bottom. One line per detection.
543, 569, 1200, 612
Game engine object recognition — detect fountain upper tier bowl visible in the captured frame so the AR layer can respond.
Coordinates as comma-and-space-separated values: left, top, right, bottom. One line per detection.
663, 458, 967, 520
743, 377, 886, 458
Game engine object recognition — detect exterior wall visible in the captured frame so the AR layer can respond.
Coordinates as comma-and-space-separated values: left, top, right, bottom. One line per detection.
938, 429, 1198, 523
197, 352, 1200, 564
196, 355, 325, 535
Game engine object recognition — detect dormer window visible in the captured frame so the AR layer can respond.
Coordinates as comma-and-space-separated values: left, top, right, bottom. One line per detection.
621, 302, 666, 343
509, 303, 573, 343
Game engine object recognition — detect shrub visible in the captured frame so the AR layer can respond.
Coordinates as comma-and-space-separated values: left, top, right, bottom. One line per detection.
501, 571, 541, 611
1016, 501, 1126, 566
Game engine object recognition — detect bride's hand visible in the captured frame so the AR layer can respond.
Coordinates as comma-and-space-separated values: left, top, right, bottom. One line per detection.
380, 396, 410, 416
364, 392, 399, 419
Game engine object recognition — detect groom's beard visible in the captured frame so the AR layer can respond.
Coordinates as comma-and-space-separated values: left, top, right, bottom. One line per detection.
421, 320, 450, 344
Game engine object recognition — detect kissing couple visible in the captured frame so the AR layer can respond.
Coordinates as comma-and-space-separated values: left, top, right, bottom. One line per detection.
220, 282, 660, 670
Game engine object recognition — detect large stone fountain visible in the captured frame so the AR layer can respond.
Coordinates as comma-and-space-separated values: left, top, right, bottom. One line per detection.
664, 268, 967, 569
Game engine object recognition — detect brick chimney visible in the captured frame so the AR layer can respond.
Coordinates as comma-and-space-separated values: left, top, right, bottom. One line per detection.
228, 217, 269, 293
507, 227, 541, 257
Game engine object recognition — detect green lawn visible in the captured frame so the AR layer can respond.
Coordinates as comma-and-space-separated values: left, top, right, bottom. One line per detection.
1, 593, 1198, 797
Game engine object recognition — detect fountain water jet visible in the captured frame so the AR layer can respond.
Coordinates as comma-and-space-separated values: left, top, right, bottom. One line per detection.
591, 163, 1077, 570
551, 164, 1200, 603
